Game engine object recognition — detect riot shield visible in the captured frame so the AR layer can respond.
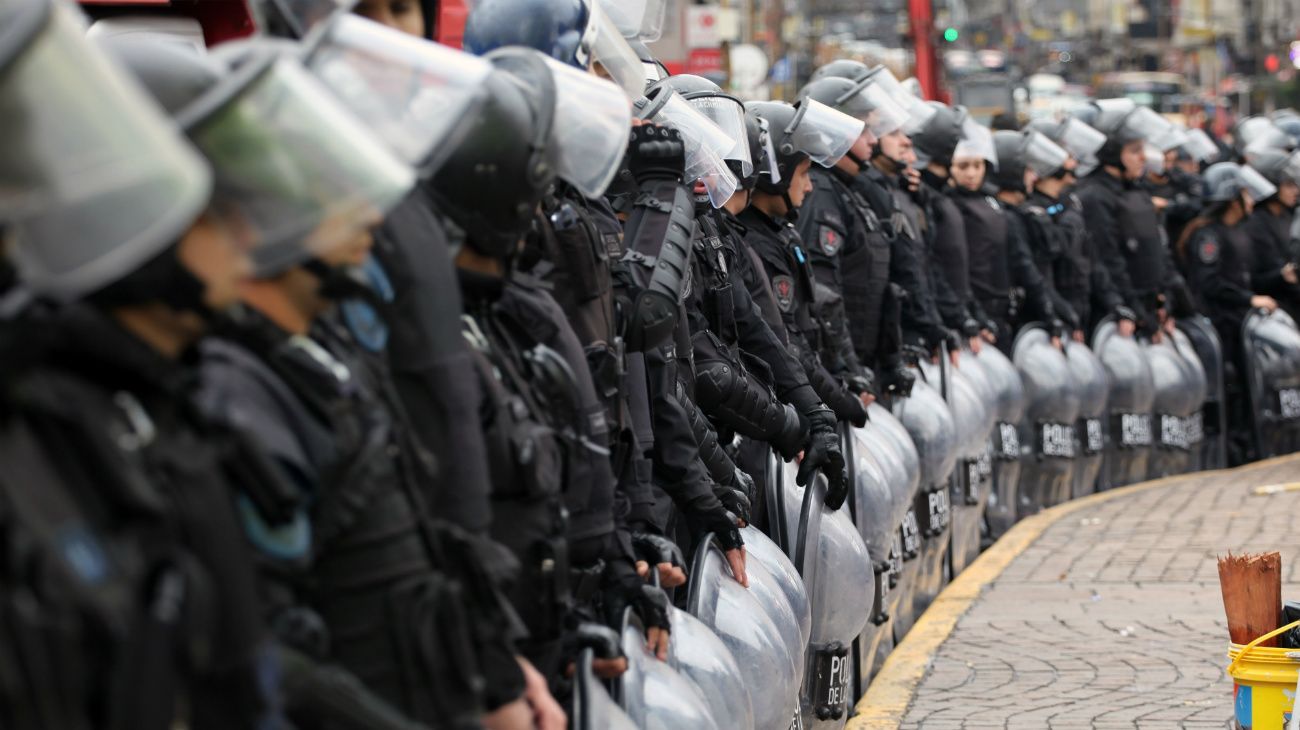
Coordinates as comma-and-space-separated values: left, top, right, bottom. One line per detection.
890, 368, 957, 620
573, 648, 639, 730
741, 523, 813, 649
843, 421, 899, 694
1177, 316, 1226, 470
1093, 319, 1155, 489
1012, 325, 1081, 516
619, 611, 720, 730
688, 535, 803, 729
948, 349, 996, 576
974, 344, 1025, 539
779, 461, 875, 729
863, 404, 921, 661
1242, 308, 1300, 459
1169, 326, 1210, 472
1146, 338, 1200, 478
1064, 341, 1108, 499
667, 606, 755, 730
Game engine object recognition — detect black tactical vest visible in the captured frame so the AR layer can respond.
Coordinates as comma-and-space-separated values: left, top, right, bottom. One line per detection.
952, 189, 1011, 308
1117, 188, 1168, 297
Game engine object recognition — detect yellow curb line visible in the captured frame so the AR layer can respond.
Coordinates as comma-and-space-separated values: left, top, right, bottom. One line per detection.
845, 452, 1300, 730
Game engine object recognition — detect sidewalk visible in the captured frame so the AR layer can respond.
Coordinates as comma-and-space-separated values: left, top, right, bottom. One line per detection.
851, 454, 1300, 729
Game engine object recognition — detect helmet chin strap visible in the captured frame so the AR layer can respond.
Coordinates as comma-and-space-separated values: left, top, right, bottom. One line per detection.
846, 150, 869, 172
781, 191, 799, 222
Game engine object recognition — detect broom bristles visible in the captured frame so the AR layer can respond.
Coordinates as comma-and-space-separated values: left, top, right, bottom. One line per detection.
1219, 551, 1284, 646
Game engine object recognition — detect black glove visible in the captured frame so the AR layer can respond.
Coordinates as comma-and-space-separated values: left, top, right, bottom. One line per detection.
716, 485, 752, 525
631, 532, 685, 572
572, 623, 624, 661
879, 362, 916, 398
1114, 304, 1138, 324
603, 581, 671, 632
960, 317, 982, 338
797, 406, 848, 510
626, 123, 686, 185
982, 320, 1000, 338
935, 330, 962, 359
687, 504, 744, 551
846, 368, 877, 398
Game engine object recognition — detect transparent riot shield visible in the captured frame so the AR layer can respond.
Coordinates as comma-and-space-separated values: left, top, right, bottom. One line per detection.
573, 648, 639, 730
1064, 340, 1108, 499
667, 606, 755, 730
741, 522, 813, 649
1177, 315, 1227, 470
1169, 326, 1210, 472
1093, 319, 1155, 489
688, 535, 803, 729
948, 349, 996, 575
1242, 308, 1300, 459
1012, 325, 1081, 516
1146, 338, 1200, 478
843, 421, 897, 694
890, 366, 957, 620
974, 343, 1025, 539
619, 611, 720, 729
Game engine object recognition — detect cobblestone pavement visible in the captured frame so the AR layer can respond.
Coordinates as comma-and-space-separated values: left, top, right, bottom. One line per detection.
899, 455, 1300, 729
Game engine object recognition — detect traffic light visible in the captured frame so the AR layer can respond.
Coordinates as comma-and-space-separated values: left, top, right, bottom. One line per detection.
943, 27, 959, 42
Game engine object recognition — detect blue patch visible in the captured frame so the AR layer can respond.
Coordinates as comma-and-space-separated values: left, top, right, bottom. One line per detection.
340, 256, 395, 353
794, 245, 806, 264
236, 494, 311, 561
57, 524, 109, 585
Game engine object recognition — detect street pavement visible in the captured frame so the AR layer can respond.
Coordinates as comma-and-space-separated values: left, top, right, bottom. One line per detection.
895, 454, 1300, 729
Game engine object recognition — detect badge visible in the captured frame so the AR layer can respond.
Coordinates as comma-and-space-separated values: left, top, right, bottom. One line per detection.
1125, 236, 1140, 253
773, 274, 795, 313
818, 225, 843, 256
1198, 239, 1219, 264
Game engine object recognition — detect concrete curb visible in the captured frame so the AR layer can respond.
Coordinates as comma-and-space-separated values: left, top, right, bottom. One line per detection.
844, 452, 1300, 729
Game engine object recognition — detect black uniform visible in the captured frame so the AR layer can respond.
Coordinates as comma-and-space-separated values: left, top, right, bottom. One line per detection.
951, 186, 1057, 345
1028, 189, 1127, 332
1145, 169, 1203, 246
1013, 199, 1079, 331
0, 305, 274, 730
919, 171, 984, 334
1244, 204, 1300, 317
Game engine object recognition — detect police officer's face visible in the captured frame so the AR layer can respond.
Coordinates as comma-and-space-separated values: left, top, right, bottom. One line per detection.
177, 212, 252, 311
950, 156, 985, 191
878, 130, 909, 161
1279, 180, 1300, 208
1120, 140, 1145, 180
354, 0, 425, 37
788, 158, 814, 209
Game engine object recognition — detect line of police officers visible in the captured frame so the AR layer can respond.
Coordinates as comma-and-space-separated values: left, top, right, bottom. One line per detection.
3, 0, 1300, 727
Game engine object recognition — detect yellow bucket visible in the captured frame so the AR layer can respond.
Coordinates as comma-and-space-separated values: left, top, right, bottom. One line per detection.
1228, 620, 1300, 729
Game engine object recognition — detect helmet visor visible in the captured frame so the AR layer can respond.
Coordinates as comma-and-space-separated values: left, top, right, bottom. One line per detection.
188, 56, 415, 277
544, 54, 633, 198
788, 97, 865, 167
1055, 117, 1106, 160
953, 117, 996, 167
1281, 152, 1300, 184
602, 0, 666, 41
2, 2, 212, 299
1182, 128, 1219, 162
648, 91, 738, 207
1121, 105, 1173, 145
688, 93, 752, 177
1149, 122, 1187, 153
1023, 130, 1070, 177
589, 2, 647, 99
1240, 164, 1279, 203
842, 79, 909, 137
305, 14, 492, 176
869, 66, 934, 133
1143, 143, 1166, 176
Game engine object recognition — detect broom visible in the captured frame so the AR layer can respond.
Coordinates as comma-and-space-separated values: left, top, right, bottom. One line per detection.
1218, 551, 1284, 646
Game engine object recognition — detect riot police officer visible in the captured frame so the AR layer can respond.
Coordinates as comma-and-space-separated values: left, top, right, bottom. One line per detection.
1179, 163, 1282, 464
1244, 148, 1300, 319
1076, 99, 1191, 340
0, 6, 276, 726
949, 129, 1059, 350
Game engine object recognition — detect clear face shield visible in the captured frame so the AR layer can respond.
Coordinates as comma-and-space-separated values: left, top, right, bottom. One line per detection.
1281, 152, 1300, 185
587, 2, 646, 99
543, 54, 633, 198
786, 97, 866, 167
185, 53, 416, 277
953, 117, 997, 168
1121, 105, 1174, 146
1143, 143, 1166, 176
641, 89, 738, 207
263, 0, 349, 38
840, 79, 909, 138
867, 66, 934, 134
1240, 164, 1279, 204
1182, 128, 1219, 163
688, 93, 752, 178
1055, 117, 1106, 161
601, 0, 666, 41
1, 0, 214, 299
304, 13, 493, 177
1023, 130, 1070, 177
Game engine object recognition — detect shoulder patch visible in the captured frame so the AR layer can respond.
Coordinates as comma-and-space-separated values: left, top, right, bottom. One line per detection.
818, 225, 843, 256
985, 196, 1001, 210
772, 275, 795, 313
1197, 239, 1220, 265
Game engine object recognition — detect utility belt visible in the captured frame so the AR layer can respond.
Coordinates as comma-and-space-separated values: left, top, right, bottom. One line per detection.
569, 558, 606, 606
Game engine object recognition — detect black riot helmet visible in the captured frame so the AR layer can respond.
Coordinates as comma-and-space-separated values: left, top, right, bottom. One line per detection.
1080, 98, 1172, 169
1245, 149, 1300, 198
809, 58, 872, 83
909, 101, 967, 168
429, 48, 557, 259
990, 130, 1070, 193
798, 75, 909, 149
1202, 161, 1277, 205
745, 101, 808, 197
1234, 116, 1297, 157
